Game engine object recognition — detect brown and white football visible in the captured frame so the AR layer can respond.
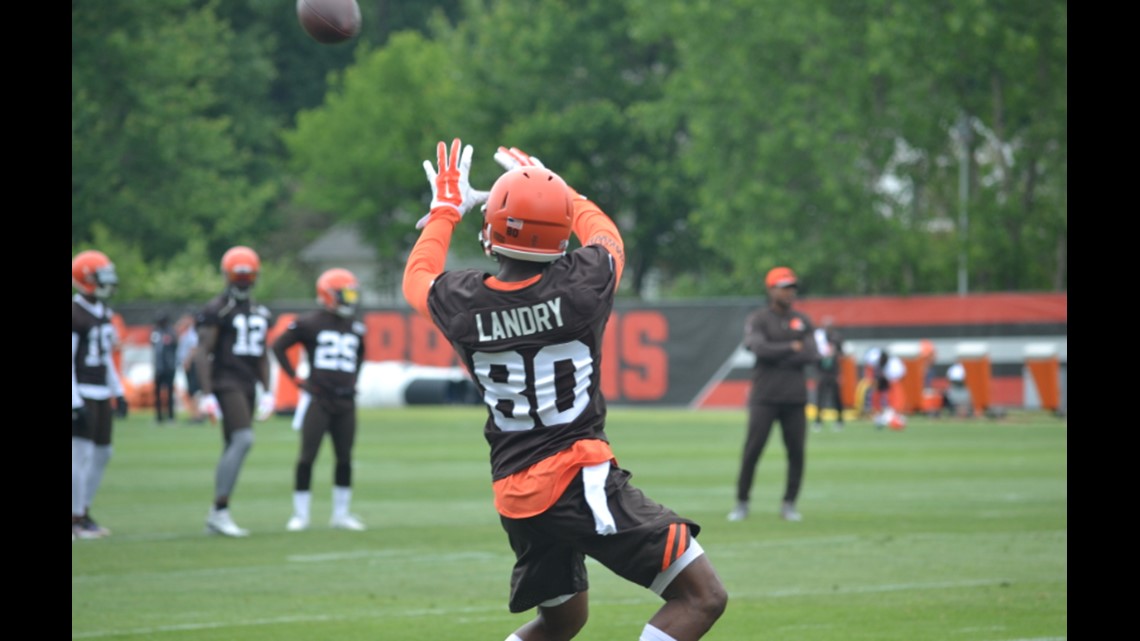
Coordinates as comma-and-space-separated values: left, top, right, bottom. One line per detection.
296, 0, 361, 45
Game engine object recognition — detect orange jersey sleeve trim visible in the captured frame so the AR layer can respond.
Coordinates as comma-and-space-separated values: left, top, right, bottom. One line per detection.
492, 439, 616, 519
570, 194, 625, 288
402, 208, 462, 319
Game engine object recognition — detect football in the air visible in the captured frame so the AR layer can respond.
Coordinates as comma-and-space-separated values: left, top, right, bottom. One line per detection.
297, 0, 362, 45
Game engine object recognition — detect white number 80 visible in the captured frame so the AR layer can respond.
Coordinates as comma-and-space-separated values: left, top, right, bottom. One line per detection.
471, 340, 593, 431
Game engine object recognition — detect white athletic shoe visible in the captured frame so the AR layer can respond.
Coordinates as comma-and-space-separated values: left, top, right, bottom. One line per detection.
286, 515, 309, 532
329, 514, 366, 531
780, 501, 803, 522
726, 502, 749, 522
206, 508, 250, 537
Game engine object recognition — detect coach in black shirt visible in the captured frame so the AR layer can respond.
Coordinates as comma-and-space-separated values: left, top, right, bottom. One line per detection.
728, 266, 820, 522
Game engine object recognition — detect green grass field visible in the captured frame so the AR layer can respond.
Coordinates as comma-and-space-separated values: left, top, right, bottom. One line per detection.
72, 407, 1067, 641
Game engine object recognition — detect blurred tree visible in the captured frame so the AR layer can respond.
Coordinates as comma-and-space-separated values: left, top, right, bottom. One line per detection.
284, 0, 720, 298
73, 0, 1065, 301
72, 0, 283, 270
630, 0, 1065, 295
283, 30, 470, 296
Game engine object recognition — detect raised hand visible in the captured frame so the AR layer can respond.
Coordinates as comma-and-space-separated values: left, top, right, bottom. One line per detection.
493, 146, 545, 172
416, 138, 490, 230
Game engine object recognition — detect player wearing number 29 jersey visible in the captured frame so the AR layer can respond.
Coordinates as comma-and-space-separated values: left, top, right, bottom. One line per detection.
271, 268, 368, 532
404, 139, 725, 641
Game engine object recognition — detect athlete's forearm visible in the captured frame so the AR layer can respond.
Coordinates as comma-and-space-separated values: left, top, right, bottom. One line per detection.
403, 207, 461, 319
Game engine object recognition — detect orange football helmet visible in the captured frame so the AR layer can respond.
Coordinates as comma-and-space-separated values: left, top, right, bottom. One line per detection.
316, 268, 360, 318
221, 246, 260, 298
480, 167, 574, 262
72, 250, 118, 299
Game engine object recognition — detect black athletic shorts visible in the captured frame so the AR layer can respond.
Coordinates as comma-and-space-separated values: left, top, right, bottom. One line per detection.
500, 463, 703, 613
73, 397, 114, 446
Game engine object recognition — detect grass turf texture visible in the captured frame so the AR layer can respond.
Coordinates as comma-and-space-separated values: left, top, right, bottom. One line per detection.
72, 407, 1066, 641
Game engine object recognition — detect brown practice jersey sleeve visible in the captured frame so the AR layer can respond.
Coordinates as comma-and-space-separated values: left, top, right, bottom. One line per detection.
271, 310, 365, 399
195, 294, 273, 393
427, 245, 618, 481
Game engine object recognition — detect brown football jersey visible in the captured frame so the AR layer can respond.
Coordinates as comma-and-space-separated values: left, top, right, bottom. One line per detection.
195, 293, 273, 393
271, 309, 365, 399
427, 246, 618, 481
72, 296, 118, 398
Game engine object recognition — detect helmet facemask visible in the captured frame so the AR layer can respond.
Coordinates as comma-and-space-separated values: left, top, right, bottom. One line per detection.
330, 286, 359, 318
91, 265, 118, 300
227, 269, 257, 300
317, 268, 360, 318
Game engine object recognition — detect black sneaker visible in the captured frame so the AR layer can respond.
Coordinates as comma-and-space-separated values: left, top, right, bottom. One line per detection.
81, 514, 111, 537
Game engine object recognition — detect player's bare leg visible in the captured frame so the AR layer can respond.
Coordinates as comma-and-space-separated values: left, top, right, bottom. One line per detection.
506, 592, 588, 641
645, 556, 728, 640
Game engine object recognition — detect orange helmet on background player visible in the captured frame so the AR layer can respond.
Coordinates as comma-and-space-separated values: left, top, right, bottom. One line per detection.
72, 250, 119, 300
480, 167, 574, 263
316, 268, 360, 318
221, 246, 260, 299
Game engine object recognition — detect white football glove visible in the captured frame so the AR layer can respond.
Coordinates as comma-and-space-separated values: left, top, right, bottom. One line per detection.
491, 146, 585, 199
198, 394, 222, 423
256, 392, 276, 421
415, 138, 490, 230
493, 146, 545, 172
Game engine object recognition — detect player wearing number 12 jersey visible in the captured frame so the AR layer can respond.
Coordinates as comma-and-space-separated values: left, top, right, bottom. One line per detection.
403, 139, 726, 641
194, 246, 275, 537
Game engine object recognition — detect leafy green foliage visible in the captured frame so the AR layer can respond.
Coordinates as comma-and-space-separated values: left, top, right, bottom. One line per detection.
72, 0, 283, 266
73, 0, 1066, 301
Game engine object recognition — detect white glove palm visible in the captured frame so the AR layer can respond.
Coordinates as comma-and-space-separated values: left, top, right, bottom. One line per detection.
416, 138, 490, 230
493, 146, 545, 171
256, 392, 276, 421
199, 394, 222, 423
491, 146, 583, 199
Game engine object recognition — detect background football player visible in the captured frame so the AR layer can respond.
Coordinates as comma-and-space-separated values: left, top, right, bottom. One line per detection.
194, 245, 276, 537
72, 250, 127, 540
271, 268, 368, 532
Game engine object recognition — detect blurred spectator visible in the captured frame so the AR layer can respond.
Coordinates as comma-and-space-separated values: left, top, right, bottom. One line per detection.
150, 312, 178, 424
811, 316, 845, 433
860, 347, 886, 418
944, 363, 974, 418
875, 353, 907, 430
176, 313, 204, 423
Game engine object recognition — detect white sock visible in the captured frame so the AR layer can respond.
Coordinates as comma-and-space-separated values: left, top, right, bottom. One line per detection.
293, 491, 311, 520
641, 623, 677, 641
505, 635, 524, 641
332, 485, 351, 518
84, 444, 112, 511
72, 437, 94, 516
